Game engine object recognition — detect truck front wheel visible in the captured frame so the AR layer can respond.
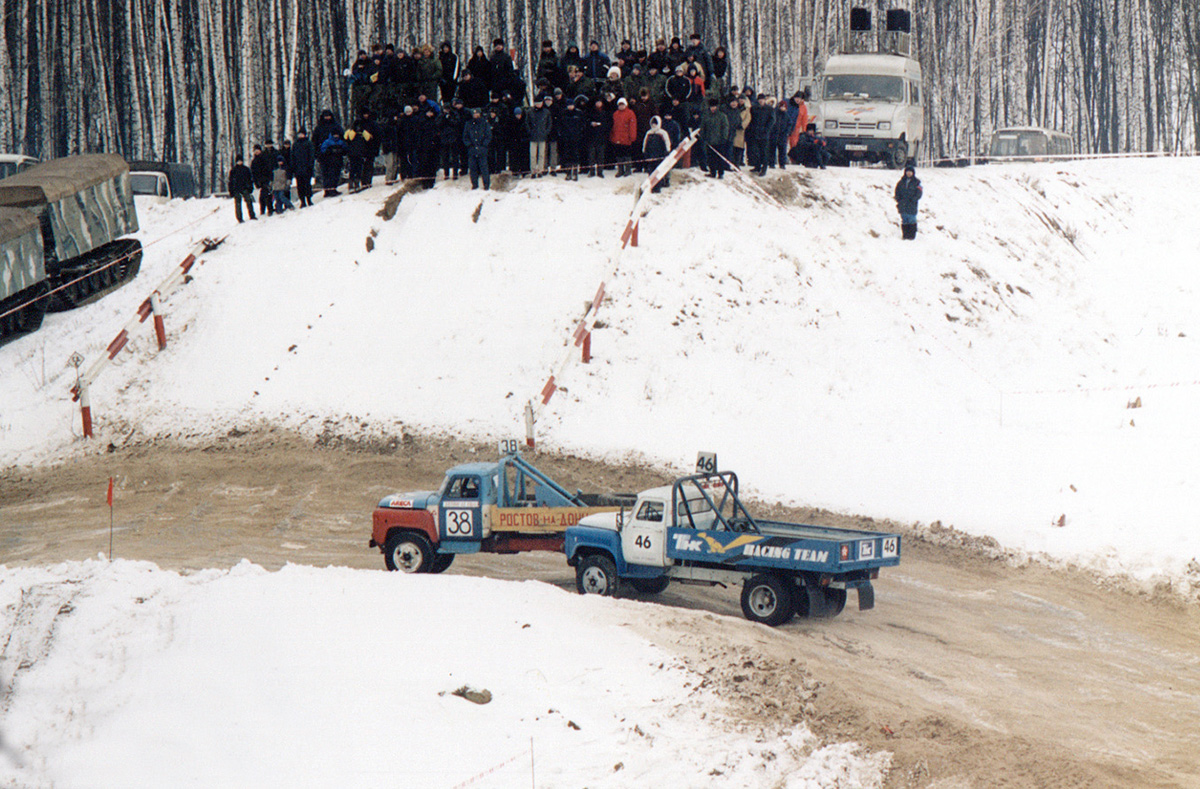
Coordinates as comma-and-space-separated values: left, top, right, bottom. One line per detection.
576, 554, 620, 596
888, 141, 908, 169
741, 574, 795, 626
384, 531, 434, 573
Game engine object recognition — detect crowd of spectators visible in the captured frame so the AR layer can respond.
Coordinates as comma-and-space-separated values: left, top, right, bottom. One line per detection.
230, 33, 835, 208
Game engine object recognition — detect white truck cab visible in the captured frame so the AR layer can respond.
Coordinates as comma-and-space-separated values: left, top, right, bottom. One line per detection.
818, 53, 923, 168
580, 483, 719, 568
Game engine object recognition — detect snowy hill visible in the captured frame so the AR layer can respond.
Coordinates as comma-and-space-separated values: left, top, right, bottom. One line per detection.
2, 159, 1199, 593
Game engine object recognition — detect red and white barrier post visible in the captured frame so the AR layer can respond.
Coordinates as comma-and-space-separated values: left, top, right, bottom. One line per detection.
521, 133, 697, 447
150, 292, 167, 350
70, 237, 225, 439
79, 383, 93, 439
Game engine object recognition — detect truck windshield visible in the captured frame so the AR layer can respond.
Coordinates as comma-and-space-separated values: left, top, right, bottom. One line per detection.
824, 74, 904, 102
446, 476, 479, 499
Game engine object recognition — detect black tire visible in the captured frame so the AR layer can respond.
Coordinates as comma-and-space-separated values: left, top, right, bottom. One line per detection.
429, 552, 455, 574
383, 531, 434, 573
576, 554, 620, 596
821, 587, 847, 617
740, 574, 795, 627
629, 576, 669, 595
888, 141, 908, 169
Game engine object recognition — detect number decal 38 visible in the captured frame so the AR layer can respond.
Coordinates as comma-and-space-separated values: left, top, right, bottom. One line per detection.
446, 509, 474, 536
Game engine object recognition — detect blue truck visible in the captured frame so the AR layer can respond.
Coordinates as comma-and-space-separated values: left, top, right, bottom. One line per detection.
371, 443, 634, 573
564, 469, 901, 626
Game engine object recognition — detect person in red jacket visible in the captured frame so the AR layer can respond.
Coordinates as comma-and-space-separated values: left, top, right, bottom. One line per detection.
610, 97, 638, 176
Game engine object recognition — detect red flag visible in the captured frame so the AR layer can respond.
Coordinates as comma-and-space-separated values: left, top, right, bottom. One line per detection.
106, 477, 114, 507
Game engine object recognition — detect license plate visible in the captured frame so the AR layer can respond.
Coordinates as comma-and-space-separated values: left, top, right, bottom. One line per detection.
844, 144, 869, 151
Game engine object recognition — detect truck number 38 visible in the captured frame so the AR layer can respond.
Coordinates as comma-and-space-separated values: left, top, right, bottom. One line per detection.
446, 509, 474, 535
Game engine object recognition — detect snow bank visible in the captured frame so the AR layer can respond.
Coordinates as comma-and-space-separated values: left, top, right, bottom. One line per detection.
0, 560, 876, 788
1, 158, 1198, 591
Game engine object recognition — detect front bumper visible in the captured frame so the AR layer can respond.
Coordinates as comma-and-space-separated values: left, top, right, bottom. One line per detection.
825, 135, 903, 161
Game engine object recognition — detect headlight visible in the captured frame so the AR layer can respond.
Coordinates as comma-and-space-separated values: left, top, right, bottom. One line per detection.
824, 120, 838, 130
877, 121, 891, 131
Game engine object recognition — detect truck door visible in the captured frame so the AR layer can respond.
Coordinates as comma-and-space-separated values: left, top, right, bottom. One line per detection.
440, 474, 482, 542
622, 498, 668, 567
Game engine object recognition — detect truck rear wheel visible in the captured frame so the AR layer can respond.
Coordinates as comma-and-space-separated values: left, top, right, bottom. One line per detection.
576, 554, 619, 596
741, 574, 795, 627
629, 576, 669, 595
384, 531, 434, 573
820, 587, 847, 617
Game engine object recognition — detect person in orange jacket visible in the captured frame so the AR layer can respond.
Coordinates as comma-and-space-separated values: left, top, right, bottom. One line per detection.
610, 97, 638, 176
787, 89, 812, 153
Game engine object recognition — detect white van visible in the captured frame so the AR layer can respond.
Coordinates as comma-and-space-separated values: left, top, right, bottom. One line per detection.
0, 154, 39, 180
816, 52, 924, 168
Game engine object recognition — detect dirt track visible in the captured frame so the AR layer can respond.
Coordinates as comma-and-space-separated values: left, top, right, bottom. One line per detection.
2, 429, 1198, 788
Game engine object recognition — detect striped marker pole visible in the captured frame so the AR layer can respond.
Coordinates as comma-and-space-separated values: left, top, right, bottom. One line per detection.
70, 237, 225, 439
522, 132, 698, 445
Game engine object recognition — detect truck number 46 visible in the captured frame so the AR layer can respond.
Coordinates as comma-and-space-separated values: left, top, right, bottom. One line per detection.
634, 535, 652, 549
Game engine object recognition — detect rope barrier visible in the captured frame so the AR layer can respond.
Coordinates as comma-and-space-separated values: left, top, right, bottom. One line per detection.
391, 151, 685, 188
922, 149, 1200, 168
0, 205, 222, 322
450, 745, 531, 789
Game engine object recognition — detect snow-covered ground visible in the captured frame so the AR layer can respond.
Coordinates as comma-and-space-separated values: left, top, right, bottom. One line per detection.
3, 158, 1198, 591
2, 157, 1199, 786
0, 559, 887, 788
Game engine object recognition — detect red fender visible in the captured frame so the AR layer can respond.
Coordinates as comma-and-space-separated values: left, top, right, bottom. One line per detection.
371, 507, 438, 549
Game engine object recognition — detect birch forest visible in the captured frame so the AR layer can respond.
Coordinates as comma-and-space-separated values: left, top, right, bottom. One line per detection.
2, 0, 1195, 192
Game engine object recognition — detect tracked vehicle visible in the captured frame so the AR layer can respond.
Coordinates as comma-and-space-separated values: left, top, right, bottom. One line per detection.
0, 154, 142, 344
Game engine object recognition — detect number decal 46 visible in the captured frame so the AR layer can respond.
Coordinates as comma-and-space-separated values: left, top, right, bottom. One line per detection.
634, 535, 652, 549
881, 537, 898, 558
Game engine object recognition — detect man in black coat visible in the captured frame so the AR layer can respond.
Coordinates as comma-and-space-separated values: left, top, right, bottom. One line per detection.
462, 106, 492, 190
414, 106, 441, 188
490, 39, 519, 98
398, 105, 421, 180
584, 97, 611, 177
250, 142, 276, 215
894, 162, 923, 239
438, 103, 465, 179
438, 42, 459, 105
313, 110, 346, 196
746, 96, 776, 175
227, 154, 255, 222
556, 97, 585, 180
291, 128, 315, 207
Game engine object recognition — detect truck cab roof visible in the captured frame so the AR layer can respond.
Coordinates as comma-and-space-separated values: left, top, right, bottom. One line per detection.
823, 53, 921, 77
444, 461, 502, 477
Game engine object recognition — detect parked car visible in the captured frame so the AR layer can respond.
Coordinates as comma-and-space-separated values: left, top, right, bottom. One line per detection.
127, 161, 199, 199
